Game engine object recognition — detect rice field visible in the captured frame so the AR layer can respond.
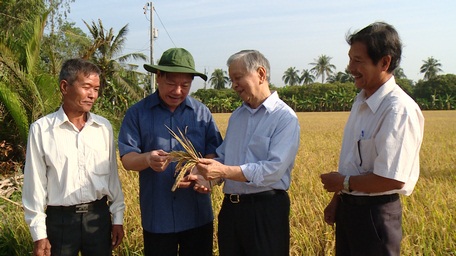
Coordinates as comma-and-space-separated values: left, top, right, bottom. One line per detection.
1, 111, 455, 255
116, 111, 456, 255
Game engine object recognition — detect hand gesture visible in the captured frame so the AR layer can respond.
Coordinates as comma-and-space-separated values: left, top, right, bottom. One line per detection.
320, 171, 344, 192
147, 150, 170, 172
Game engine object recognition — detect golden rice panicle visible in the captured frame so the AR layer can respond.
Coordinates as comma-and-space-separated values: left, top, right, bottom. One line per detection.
165, 125, 201, 192
170, 159, 197, 192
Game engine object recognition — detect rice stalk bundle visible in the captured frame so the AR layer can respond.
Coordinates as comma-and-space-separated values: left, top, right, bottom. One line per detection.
166, 126, 202, 191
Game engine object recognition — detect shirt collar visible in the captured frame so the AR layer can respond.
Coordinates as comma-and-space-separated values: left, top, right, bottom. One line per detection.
54, 106, 102, 128
360, 76, 396, 113
54, 106, 68, 127
242, 91, 279, 114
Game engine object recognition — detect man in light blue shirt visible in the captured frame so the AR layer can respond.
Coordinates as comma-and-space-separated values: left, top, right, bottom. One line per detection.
197, 50, 300, 256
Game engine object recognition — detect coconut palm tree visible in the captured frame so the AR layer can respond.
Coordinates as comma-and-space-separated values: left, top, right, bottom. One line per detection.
300, 69, 315, 85
282, 67, 300, 86
420, 57, 443, 80
394, 67, 407, 79
310, 55, 336, 83
0, 2, 60, 145
209, 69, 230, 89
327, 72, 344, 83
327, 68, 353, 83
40, 21, 92, 76
82, 19, 147, 114
342, 68, 355, 83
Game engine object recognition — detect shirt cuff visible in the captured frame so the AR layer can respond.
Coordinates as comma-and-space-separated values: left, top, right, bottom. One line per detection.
239, 164, 253, 183
112, 212, 124, 225
30, 226, 47, 242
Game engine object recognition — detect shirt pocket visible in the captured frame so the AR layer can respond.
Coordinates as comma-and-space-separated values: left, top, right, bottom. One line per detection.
358, 138, 377, 173
86, 146, 111, 176
247, 134, 270, 161
181, 125, 206, 156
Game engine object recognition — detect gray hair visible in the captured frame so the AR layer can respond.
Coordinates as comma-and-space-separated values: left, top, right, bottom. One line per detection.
227, 50, 271, 82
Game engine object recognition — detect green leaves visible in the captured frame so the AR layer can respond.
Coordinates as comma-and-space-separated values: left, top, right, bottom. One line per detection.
0, 83, 29, 142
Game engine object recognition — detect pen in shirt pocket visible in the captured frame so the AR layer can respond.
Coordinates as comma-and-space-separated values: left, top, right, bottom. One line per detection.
358, 130, 364, 166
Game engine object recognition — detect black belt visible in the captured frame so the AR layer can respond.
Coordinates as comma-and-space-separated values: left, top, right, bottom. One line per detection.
340, 193, 399, 206
224, 190, 285, 203
46, 196, 108, 214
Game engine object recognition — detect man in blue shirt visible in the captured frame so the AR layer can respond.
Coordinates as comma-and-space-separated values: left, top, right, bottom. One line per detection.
196, 50, 300, 256
118, 48, 222, 256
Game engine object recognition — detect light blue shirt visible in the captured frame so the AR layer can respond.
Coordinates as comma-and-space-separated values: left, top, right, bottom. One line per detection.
217, 91, 300, 194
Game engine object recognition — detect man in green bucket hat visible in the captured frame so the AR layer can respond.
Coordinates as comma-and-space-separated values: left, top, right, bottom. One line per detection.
143, 47, 207, 81
118, 48, 222, 256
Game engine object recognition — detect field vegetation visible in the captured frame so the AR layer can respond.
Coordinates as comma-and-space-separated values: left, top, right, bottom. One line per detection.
1, 111, 455, 255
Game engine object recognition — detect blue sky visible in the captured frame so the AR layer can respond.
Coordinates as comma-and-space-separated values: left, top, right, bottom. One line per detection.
68, 0, 456, 91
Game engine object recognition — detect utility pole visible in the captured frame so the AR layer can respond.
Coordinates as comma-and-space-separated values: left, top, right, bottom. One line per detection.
144, 2, 157, 93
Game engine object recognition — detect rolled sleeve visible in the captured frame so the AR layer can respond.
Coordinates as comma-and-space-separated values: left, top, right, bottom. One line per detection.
241, 116, 300, 187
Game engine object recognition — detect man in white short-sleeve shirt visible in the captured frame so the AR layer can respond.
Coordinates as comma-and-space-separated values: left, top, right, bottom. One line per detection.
320, 22, 424, 256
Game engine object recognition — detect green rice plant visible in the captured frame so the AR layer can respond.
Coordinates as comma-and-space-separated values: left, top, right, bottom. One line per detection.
0, 192, 32, 255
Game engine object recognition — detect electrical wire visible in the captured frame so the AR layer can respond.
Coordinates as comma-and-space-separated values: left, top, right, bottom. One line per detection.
153, 7, 177, 47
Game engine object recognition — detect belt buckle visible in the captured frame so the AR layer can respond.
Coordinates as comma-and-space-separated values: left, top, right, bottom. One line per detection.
229, 194, 240, 203
75, 204, 89, 213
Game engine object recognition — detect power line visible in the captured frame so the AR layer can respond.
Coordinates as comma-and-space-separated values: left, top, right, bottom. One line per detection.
153, 7, 177, 48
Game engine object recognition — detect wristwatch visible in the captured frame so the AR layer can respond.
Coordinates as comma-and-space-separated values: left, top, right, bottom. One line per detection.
343, 175, 351, 191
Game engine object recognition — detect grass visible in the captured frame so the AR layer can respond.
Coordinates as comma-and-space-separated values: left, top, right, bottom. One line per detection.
1, 111, 455, 255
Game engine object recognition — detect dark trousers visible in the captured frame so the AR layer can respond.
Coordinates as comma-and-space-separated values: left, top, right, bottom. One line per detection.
335, 194, 402, 256
45, 196, 112, 256
143, 221, 213, 256
218, 190, 290, 256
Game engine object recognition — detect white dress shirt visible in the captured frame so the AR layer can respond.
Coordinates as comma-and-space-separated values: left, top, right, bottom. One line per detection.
22, 107, 125, 241
339, 76, 424, 196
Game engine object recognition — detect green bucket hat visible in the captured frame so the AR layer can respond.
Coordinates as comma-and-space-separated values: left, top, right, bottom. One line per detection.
144, 48, 207, 81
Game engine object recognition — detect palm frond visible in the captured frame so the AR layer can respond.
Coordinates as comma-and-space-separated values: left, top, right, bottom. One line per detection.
0, 82, 29, 142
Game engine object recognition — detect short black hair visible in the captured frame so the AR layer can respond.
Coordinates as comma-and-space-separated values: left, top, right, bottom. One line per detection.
59, 59, 101, 86
346, 22, 402, 73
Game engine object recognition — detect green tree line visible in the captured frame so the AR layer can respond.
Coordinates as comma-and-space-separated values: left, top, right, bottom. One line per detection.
199, 55, 454, 113
193, 75, 455, 113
